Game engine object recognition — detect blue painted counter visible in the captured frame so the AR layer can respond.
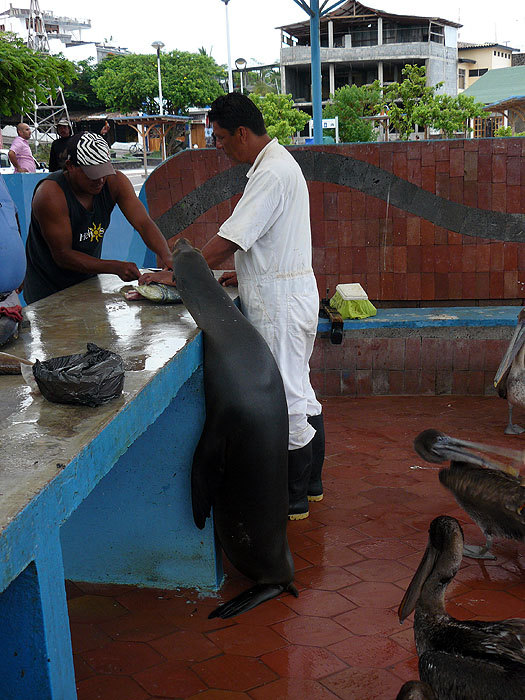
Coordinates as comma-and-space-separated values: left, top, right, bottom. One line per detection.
0, 275, 220, 699
317, 305, 522, 332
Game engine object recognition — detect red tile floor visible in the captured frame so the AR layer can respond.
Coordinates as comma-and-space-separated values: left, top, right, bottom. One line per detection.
67, 395, 525, 700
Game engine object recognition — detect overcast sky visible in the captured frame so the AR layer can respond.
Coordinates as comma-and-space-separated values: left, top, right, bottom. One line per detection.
3, 0, 525, 64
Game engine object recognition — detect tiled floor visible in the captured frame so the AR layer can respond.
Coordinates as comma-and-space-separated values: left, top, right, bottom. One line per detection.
67, 395, 525, 700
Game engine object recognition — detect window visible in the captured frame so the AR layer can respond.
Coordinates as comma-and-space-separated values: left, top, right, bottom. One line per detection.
458, 69, 465, 89
473, 115, 504, 138
469, 68, 488, 77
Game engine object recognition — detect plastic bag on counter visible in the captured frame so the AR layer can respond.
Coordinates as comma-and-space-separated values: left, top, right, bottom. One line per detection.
32, 343, 124, 407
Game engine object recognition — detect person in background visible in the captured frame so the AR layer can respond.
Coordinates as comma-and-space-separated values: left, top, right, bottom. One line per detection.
140, 93, 325, 521
49, 119, 112, 172
24, 132, 172, 304
8, 123, 36, 173
0, 174, 25, 345
48, 119, 73, 172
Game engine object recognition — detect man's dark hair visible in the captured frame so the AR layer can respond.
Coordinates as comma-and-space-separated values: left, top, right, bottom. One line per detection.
209, 93, 266, 136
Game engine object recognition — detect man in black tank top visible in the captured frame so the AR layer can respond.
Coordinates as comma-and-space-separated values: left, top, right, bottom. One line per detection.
24, 132, 172, 304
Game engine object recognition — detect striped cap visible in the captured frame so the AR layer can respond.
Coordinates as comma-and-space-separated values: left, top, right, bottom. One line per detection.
67, 132, 115, 179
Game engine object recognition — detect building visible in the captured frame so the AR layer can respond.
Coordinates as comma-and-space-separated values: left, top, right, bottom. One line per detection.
277, 0, 461, 111
0, 3, 129, 62
461, 64, 525, 136
458, 42, 518, 91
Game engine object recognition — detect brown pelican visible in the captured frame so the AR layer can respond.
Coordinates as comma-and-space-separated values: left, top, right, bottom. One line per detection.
395, 680, 436, 699
399, 516, 525, 700
414, 429, 525, 559
494, 308, 525, 434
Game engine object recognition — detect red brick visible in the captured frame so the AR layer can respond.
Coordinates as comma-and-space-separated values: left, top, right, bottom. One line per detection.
464, 151, 478, 181
462, 272, 477, 298
462, 245, 477, 272
406, 273, 421, 299
341, 369, 356, 396
380, 244, 394, 272
380, 273, 394, 299
504, 243, 518, 270
434, 142, 450, 161
338, 191, 352, 219
492, 139, 508, 154
485, 339, 509, 371
352, 247, 368, 274
324, 370, 342, 396
421, 370, 436, 394
393, 218, 407, 245
379, 147, 394, 171
420, 220, 435, 245
492, 154, 507, 183
365, 273, 380, 300
355, 369, 373, 395
477, 153, 492, 183
339, 247, 353, 274
475, 244, 491, 272
406, 217, 421, 245
325, 247, 340, 274
405, 337, 421, 369
365, 219, 380, 246
366, 247, 380, 273
393, 152, 408, 179
355, 340, 375, 370
504, 270, 519, 297
421, 166, 436, 193
469, 339, 486, 370
448, 272, 462, 299
507, 157, 521, 186
477, 182, 492, 209
507, 185, 521, 213
433, 246, 449, 274
326, 221, 339, 248
449, 177, 464, 204
393, 246, 407, 273
434, 226, 449, 245
420, 245, 435, 272
435, 172, 450, 199
452, 370, 469, 394
421, 273, 435, 300
492, 183, 507, 212
404, 370, 422, 394
449, 149, 464, 177
352, 191, 366, 218
435, 339, 454, 370
393, 273, 407, 299
388, 370, 405, 394
435, 273, 449, 299
407, 159, 422, 186
489, 271, 504, 299
324, 191, 339, 220
467, 371, 485, 395
453, 339, 470, 370
310, 370, 325, 396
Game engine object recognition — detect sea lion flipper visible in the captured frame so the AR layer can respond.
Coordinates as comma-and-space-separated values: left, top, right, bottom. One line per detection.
191, 430, 226, 530
208, 582, 297, 619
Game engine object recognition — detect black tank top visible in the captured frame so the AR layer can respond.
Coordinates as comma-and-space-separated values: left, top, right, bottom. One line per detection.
24, 171, 115, 304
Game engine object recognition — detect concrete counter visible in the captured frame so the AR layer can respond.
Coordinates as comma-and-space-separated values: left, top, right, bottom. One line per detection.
0, 274, 220, 699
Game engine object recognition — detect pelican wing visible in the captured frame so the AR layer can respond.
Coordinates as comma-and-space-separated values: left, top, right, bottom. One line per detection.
420, 649, 525, 700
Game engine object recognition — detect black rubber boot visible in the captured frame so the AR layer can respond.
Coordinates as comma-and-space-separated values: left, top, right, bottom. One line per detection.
288, 441, 313, 520
307, 413, 325, 502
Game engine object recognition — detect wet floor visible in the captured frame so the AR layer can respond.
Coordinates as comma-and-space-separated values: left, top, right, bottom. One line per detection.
67, 395, 525, 700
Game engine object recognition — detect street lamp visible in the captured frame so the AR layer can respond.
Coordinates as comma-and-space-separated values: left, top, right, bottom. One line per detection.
220, 0, 234, 92
151, 40, 166, 161
235, 57, 247, 94
151, 40, 165, 115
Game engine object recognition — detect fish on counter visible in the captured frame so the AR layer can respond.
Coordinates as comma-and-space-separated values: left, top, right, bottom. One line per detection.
122, 282, 182, 304
414, 429, 525, 559
399, 515, 525, 700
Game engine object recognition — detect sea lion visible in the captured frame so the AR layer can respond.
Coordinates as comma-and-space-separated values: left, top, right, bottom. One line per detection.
171, 238, 297, 619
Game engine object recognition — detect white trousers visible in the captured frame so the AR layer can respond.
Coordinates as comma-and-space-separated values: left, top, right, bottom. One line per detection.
239, 273, 322, 450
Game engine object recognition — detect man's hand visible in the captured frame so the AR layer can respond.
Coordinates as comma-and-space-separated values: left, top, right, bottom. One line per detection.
218, 270, 238, 287
138, 269, 175, 286
115, 261, 141, 281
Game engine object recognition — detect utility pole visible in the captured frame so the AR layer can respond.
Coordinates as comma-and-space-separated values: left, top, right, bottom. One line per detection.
291, 0, 347, 144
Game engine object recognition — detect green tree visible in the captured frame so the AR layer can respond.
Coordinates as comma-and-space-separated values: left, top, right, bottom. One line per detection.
0, 32, 76, 117
322, 82, 381, 143
92, 50, 226, 114
381, 64, 439, 140
63, 58, 106, 111
249, 93, 309, 145
418, 92, 485, 138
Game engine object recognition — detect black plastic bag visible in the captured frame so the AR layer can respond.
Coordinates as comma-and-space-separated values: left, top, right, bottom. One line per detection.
33, 343, 124, 407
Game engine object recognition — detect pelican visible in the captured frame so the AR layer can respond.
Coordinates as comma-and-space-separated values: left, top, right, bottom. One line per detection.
395, 680, 436, 699
399, 516, 525, 700
494, 308, 525, 434
414, 429, 525, 559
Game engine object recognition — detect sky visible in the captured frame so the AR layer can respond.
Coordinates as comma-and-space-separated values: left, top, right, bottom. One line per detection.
2, 0, 525, 65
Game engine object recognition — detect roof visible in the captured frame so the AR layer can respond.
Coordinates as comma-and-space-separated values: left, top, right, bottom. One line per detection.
458, 41, 519, 52
461, 65, 525, 104
277, 0, 461, 38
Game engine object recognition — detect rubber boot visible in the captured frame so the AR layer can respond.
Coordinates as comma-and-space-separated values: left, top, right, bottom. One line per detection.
288, 440, 313, 520
307, 413, 325, 502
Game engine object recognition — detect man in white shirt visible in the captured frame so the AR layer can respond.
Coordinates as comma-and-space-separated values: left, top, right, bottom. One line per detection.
141, 94, 325, 519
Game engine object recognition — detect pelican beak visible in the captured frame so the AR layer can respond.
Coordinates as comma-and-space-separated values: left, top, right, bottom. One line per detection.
494, 314, 525, 393
398, 540, 439, 623
441, 436, 523, 478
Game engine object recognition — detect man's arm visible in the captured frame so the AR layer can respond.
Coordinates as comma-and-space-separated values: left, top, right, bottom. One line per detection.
109, 172, 172, 269
32, 180, 141, 281
8, 149, 27, 173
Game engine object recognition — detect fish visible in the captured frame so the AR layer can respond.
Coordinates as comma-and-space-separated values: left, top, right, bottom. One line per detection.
124, 283, 182, 304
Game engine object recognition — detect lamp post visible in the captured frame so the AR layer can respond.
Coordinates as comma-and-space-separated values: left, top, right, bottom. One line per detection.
235, 57, 247, 94
220, 0, 234, 92
151, 40, 166, 160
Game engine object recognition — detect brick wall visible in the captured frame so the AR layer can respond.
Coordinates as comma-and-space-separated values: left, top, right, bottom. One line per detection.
145, 138, 525, 396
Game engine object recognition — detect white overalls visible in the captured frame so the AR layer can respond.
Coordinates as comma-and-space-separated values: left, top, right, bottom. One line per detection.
218, 139, 321, 450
